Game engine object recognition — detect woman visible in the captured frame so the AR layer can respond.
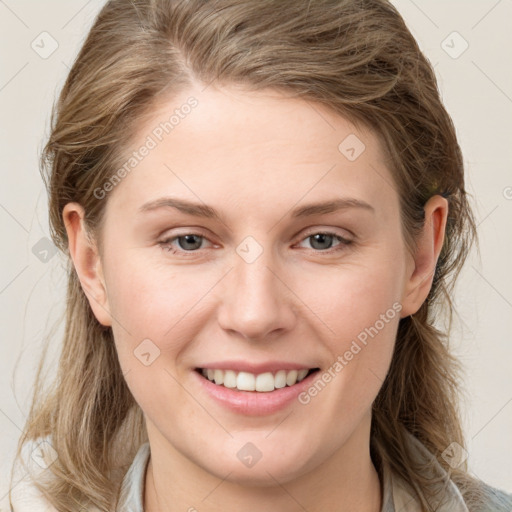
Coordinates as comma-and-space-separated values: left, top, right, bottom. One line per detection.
11, 0, 512, 511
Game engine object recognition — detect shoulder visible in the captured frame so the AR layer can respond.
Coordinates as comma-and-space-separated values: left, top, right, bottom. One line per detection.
465, 479, 512, 512
11, 436, 149, 512
401, 431, 512, 512
10, 436, 60, 512
116, 442, 150, 512
10, 436, 103, 512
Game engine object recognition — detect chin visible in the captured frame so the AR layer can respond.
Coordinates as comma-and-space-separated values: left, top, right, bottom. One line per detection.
195, 441, 316, 487
215, 459, 310, 488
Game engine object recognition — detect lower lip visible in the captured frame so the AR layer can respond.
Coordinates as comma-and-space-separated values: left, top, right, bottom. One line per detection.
192, 369, 319, 416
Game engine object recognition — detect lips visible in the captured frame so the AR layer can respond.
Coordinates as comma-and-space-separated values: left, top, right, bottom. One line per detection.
196, 367, 320, 392
193, 364, 321, 415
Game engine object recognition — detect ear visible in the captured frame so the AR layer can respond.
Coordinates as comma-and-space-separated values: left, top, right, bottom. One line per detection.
62, 202, 112, 327
400, 195, 449, 318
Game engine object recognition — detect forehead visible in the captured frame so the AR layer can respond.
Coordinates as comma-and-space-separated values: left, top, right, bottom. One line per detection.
105, 84, 399, 222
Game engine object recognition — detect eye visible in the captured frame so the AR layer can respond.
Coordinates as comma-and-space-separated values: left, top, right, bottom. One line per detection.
296, 231, 353, 253
158, 233, 212, 255
158, 230, 353, 257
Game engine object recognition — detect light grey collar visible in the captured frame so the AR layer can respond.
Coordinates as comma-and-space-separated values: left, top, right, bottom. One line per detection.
381, 431, 469, 512
116, 434, 468, 512
117, 442, 150, 512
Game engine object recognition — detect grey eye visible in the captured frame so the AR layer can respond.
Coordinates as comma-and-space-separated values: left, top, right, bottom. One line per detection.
307, 233, 337, 251
177, 234, 204, 250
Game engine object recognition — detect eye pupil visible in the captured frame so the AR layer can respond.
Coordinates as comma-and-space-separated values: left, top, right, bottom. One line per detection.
178, 234, 202, 250
165, 232, 345, 255
310, 233, 334, 250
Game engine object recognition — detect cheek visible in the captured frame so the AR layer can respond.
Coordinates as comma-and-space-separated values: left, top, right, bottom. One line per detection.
104, 255, 223, 367
297, 291, 399, 435
297, 251, 404, 344
293, 252, 403, 406
105, 259, 202, 413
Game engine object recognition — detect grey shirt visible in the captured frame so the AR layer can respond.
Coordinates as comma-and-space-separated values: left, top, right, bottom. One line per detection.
11, 432, 512, 511
116, 432, 512, 511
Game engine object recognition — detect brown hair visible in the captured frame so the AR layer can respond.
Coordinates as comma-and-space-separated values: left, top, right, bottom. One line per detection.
14, 0, 480, 510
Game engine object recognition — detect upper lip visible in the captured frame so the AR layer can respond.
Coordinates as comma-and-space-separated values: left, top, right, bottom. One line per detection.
196, 360, 319, 374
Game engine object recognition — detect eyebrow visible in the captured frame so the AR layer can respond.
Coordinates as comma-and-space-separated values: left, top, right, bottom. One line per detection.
138, 196, 375, 220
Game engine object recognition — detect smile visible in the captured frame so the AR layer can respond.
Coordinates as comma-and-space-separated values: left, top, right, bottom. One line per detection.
196, 368, 320, 392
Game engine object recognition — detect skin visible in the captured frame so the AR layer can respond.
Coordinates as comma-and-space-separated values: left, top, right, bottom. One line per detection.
63, 83, 448, 512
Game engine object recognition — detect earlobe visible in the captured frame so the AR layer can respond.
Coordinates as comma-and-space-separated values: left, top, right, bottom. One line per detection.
400, 195, 449, 318
62, 203, 112, 327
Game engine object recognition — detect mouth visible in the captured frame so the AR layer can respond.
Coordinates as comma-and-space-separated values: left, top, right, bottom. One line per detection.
195, 367, 321, 392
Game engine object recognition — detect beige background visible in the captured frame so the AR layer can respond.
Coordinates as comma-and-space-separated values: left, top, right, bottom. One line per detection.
1, 0, 511, 505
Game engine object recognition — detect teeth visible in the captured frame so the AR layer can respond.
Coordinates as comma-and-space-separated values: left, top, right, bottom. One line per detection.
255, 372, 274, 392
297, 369, 308, 381
200, 368, 313, 392
237, 371, 255, 391
213, 369, 224, 385
274, 370, 287, 389
286, 370, 298, 386
224, 370, 237, 388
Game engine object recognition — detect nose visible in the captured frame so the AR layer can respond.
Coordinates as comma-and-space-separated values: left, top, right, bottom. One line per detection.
217, 248, 297, 342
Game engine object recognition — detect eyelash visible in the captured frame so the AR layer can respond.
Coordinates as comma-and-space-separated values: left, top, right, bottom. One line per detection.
158, 230, 353, 257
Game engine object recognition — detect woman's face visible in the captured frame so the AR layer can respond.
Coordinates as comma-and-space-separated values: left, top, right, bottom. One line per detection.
70, 84, 432, 485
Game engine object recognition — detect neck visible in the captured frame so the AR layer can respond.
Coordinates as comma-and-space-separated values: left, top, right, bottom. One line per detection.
144, 417, 382, 512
